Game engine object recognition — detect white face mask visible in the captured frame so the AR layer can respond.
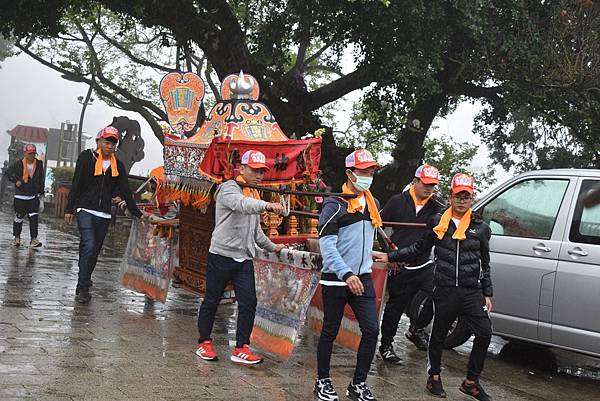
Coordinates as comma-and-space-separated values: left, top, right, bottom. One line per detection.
352, 172, 373, 192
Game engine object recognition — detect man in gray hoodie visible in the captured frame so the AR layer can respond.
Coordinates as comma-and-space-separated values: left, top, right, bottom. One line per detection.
195, 150, 285, 365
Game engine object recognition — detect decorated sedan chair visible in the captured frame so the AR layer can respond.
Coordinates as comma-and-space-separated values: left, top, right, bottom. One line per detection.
158, 71, 322, 296
124, 70, 389, 360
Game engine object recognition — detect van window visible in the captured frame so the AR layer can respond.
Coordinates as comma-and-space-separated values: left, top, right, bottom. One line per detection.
481, 179, 569, 239
569, 180, 600, 245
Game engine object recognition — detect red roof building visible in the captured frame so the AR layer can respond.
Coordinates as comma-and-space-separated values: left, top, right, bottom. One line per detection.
7, 125, 49, 143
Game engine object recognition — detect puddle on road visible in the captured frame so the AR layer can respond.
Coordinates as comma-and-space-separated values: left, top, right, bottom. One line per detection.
554, 348, 600, 380
558, 365, 600, 379
468, 335, 600, 381
402, 314, 600, 382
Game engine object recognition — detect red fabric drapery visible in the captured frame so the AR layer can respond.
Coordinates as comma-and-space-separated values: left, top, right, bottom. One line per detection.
199, 137, 322, 185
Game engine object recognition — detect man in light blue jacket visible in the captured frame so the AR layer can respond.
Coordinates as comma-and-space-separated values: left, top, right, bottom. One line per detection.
314, 149, 382, 401
195, 150, 285, 365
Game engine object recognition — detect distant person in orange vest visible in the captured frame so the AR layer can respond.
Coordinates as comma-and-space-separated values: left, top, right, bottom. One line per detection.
5, 143, 44, 247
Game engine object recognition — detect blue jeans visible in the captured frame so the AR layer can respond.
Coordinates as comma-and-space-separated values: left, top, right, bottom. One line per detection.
197, 252, 257, 348
76, 210, 110, 290
317, 274, 379, 383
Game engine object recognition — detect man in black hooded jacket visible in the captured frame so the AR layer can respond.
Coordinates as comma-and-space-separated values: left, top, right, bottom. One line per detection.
374, 173, 493, 401
65, 126, 144, 304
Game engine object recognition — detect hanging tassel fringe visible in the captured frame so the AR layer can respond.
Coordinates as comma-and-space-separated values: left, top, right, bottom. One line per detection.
161, 174, 215, 209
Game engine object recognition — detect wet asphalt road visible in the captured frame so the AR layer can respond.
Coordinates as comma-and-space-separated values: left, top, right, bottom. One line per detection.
0, 209, 599, 401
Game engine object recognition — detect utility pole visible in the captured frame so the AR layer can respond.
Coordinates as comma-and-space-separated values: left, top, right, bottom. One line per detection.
77, 83, 94, 155
57, 122, 64, 167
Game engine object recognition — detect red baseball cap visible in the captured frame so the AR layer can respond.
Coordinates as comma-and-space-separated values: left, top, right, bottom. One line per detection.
415, 164, 440, 184
451, 173, 475, 194
241, 150, 270, 171
96, 126, 120, 142
345, 149, 380, 170
23, 144, 37, 154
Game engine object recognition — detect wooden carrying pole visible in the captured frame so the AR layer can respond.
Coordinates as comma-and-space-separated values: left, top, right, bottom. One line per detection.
237, 182, 357, 199
288, 209, 426, 228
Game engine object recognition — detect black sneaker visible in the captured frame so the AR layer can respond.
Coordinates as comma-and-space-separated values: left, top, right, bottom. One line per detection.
379, 344, 404, 365
76, 287, 91, 304
425, 375, 447, 398
346, 381, 377, 401
313, 378, 339, 401
405, 327, 429, 351
459, 380, 492, 401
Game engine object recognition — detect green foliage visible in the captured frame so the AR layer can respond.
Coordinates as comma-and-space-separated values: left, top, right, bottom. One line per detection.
333, 102, 394, 158
423, 135, 496, 199
1, 0, 599, 185
50, 166, 75, 191
478, 106, 600, 172
0, 35, 15, 67
475, 1, 600, 171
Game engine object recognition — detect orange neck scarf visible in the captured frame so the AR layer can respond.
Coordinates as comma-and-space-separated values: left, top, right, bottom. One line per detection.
22, 159, 36, 183
342, 183, 382, 228
94, 151, 119, 177
433, 207, 472, 241
409, 185, 432, 207
235, 175, 261, 200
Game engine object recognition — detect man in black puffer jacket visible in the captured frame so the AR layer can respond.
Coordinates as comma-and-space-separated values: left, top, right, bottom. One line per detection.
374, 173, 493, 401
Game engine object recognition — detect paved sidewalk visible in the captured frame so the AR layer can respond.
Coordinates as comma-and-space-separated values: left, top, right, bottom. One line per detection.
0, 210, 598, 401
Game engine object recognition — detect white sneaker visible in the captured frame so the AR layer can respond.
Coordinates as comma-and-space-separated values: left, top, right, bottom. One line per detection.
314, 378, 339, 401
346, 381, 377, 401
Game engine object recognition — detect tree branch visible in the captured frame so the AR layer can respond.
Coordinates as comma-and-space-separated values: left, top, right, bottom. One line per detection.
305, 39, 336, 66
304, 65, 375, 110
448, 83, 502, 100
205, 63, 221, 101
16, 39, 164, 143
292, 38, 310, 72
75, 22, 167, 120
304, 64, 344, 77
94, 21, 174, 73
98, 0, 253, 78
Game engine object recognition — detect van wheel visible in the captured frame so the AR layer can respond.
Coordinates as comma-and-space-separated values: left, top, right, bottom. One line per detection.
407, 291, 472, 349
443, 316, 472, 349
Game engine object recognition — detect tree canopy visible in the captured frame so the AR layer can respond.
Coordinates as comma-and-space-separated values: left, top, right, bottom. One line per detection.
1, 0, 598, 200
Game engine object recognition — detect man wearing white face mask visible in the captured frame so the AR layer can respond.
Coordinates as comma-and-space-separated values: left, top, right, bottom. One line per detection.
313, 149, 382, 401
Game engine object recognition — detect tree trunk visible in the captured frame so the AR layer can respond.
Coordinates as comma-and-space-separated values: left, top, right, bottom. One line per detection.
372, 94, 448, 204
318, 127, 352, 190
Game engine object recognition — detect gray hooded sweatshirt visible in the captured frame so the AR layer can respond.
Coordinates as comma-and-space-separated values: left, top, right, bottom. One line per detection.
209, 180, 277, 259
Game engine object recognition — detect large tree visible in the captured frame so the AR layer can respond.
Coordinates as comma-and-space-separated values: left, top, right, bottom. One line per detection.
2, 0, 598, 200
476, 0, 600, 172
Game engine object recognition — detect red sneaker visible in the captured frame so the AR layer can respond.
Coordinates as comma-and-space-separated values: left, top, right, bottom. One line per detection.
230, 344, 263, 365
195, 340, 218, 361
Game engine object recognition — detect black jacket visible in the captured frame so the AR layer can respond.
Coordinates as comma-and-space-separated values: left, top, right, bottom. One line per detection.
5, 159, 44, 197
65, 149, 141, 217
380, 190, 445, 266
388, 212, 493, 297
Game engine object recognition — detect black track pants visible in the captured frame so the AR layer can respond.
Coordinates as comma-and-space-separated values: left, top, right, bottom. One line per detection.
428, 286, 492, 381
